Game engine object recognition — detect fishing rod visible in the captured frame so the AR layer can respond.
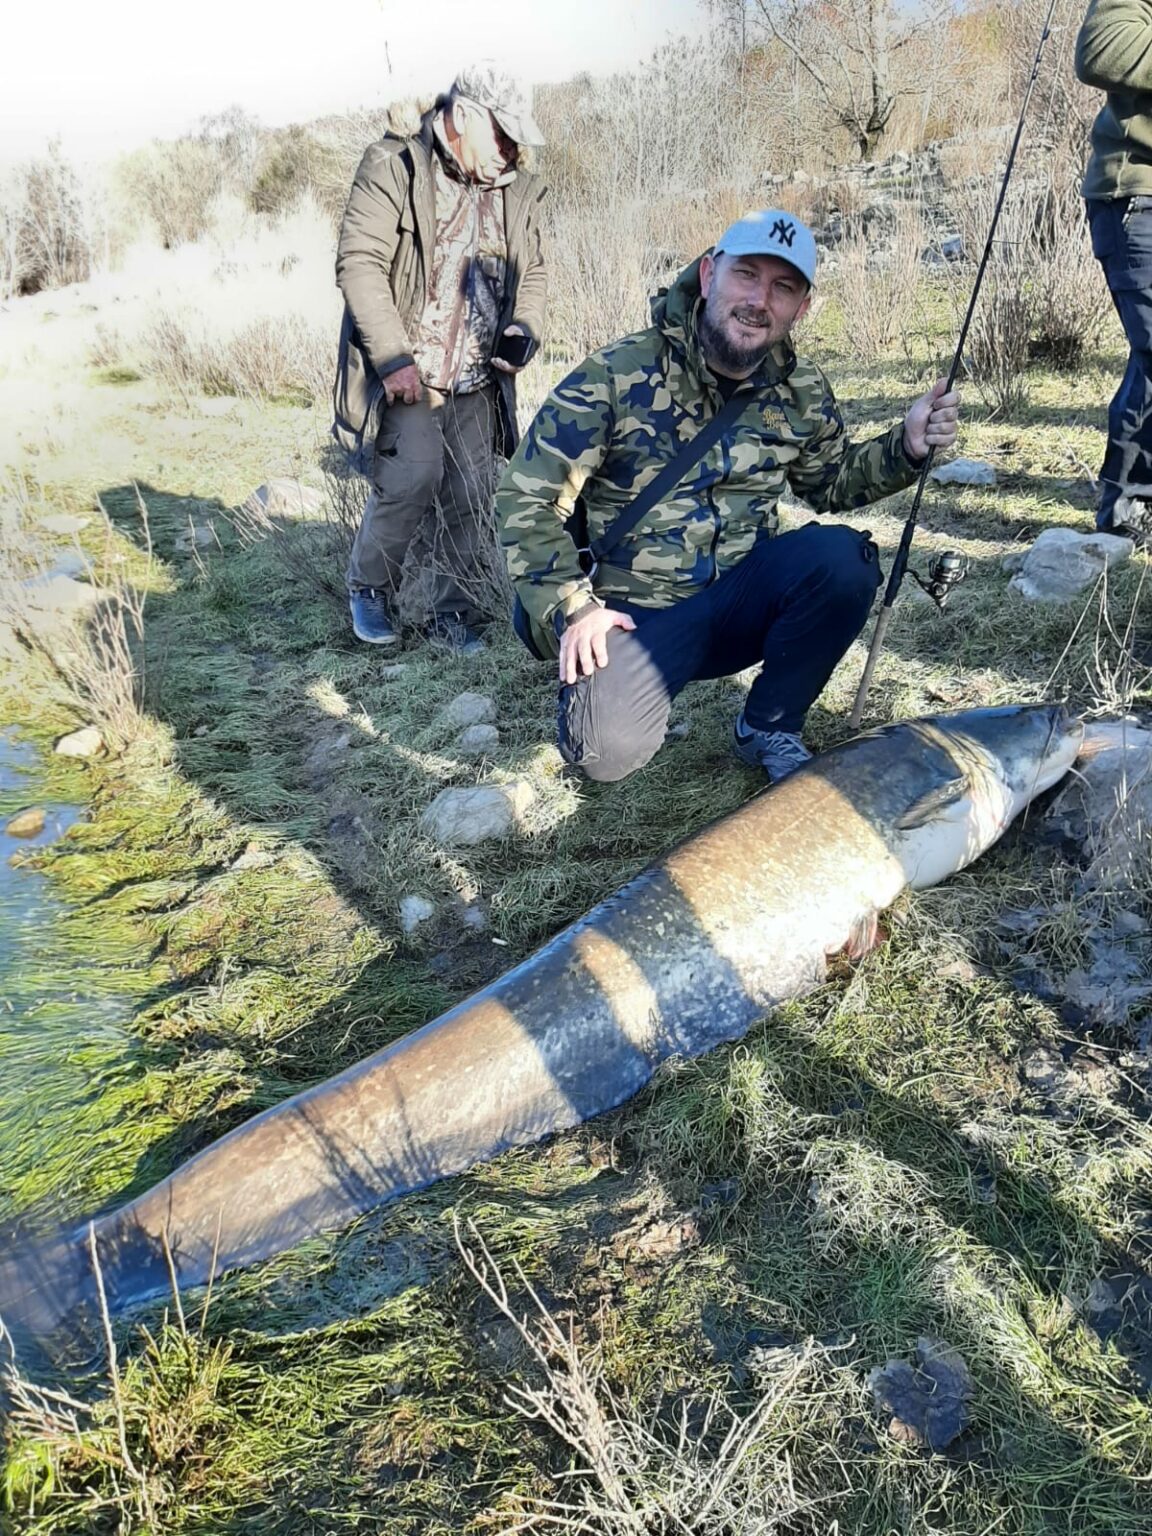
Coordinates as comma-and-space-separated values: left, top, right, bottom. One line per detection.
847, 0, 1059, 732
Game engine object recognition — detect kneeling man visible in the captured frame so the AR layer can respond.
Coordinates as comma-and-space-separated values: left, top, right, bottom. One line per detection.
496, 210, 959, 782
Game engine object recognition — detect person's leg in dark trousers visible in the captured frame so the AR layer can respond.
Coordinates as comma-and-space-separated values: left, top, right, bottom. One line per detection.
559, 522, 880, 782
1087, 198, 1152, 531
348, 389, 446, 601
430, 385, 497, 624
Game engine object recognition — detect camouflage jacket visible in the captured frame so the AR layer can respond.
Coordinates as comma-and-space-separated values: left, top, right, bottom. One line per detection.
497, 256, 923, 657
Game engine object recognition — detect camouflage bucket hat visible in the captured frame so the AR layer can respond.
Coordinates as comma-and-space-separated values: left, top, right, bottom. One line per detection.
452, 61, 545, 147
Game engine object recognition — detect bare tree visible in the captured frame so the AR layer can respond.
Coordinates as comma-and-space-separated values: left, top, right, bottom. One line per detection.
722, 0, 954, 161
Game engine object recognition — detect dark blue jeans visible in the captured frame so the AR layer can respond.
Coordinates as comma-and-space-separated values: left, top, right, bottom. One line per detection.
1087, 196, 1152, 528
558, 522, 880, 782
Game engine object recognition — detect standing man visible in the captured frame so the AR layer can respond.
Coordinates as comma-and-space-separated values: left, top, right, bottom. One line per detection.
1077, 1, 1152, 539
498, 210, 959, 783
333, 64, 548, 652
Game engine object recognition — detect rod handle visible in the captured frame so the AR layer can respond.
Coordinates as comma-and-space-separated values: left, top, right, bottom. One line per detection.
848, 604, 894, 733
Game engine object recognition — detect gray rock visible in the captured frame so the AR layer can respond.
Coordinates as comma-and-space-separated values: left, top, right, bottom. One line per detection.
437, 692, 496, 731
244, 479, 323, 520
37, 513, 90, 536
930, 457, 997, 487
1046, 721, 1152, 889
1000, 548, 1027, 575
420, 781, 534, 846
455, 723, 500, 756
1009, 528, 1133, 603
44, 552, 90, 580
174, 525, 216, 553
54, 725, 103, 758
399, 894, 436, 933
5, 807, 46, 838
13, 572, 102, 619
868, 1337, 974, 1451
230, 844, 277, 872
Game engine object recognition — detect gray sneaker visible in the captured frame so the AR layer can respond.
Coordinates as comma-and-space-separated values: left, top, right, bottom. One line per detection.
425, 613, 487, 656
349, 588, 398, 645
733, 709, 813, 783
1104, 495, 1152, 548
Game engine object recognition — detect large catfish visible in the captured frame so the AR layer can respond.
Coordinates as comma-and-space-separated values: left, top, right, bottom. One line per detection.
0, 705, 1082, 1345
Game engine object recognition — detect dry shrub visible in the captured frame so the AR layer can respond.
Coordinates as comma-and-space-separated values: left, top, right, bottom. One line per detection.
1028, 163, 1111, 368
228, 467, 359, 611
0, 149, 98, 299
138, 309, 333, 406
457, 1219, 825, 1533
117, 138, 224, 249
546, 206, 661, 365
0, 486, 150, 752
951, 174, 1043, 417
833, 203, 927, 361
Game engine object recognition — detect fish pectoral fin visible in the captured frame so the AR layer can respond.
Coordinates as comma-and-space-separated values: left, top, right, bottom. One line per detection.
894, 776, 970, 831
829, 908, 886, 965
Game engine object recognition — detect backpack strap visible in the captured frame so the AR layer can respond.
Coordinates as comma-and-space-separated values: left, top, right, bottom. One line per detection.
581, 388, 759, 576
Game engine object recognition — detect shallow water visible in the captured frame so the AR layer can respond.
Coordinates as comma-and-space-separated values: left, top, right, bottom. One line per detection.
0, 728, 137, 1232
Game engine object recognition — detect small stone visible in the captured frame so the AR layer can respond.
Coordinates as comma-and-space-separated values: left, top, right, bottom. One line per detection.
930, 457, 997, 487
420, 781, 534, 846
1009, 528, 1133, 603
5, 807, 46, 838
399, 894, 436, 933
174, 525, 216, 553
436, 692, 496, 731
54, 725, 103, 758
455, 723, 500, 756
37, 513, 90, 536
243, 479, 324, 520
197, 397, 236, 418
231, 843, 276, 871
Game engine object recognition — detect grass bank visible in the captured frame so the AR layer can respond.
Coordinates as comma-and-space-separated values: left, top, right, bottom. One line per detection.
1, 277, 1152, 1534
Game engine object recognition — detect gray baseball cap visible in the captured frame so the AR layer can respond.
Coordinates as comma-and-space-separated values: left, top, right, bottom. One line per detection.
452, 62, 545, 148
714, 209, 818, 286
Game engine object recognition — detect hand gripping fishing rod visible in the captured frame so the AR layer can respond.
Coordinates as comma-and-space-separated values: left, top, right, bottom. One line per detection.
847, 0, 1058, 732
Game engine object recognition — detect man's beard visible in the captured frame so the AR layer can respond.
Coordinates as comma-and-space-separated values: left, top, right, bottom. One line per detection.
698, 301, 773, 377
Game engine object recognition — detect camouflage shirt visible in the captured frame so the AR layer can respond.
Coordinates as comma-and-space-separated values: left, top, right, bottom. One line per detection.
412, 126, 510, 393
497, 256, 923, 655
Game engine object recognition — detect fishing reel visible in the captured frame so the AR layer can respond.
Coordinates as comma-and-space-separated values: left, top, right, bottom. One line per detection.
910, 550, 967, 610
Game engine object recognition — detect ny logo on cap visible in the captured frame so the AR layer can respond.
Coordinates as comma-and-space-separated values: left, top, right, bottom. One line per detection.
769, 218, 796, 248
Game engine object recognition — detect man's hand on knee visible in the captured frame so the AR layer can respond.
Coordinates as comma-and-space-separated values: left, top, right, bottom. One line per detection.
383, 364, 422, 406
559, 607, 636, 684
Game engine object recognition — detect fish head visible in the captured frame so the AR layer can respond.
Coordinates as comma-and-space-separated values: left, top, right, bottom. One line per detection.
885, 704, 1082, 889
937, 703, 1084, 810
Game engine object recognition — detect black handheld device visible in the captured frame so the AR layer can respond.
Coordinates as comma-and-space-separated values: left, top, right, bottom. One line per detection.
494, 330, 534, 368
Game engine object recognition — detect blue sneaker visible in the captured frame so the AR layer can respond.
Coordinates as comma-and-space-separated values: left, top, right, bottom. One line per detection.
349, 588, 398, 645
733, 709, 813, 783
425, 612, 486, 656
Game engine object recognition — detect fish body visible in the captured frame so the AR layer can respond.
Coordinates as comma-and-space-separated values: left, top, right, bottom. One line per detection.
0, 705, 1082, 1343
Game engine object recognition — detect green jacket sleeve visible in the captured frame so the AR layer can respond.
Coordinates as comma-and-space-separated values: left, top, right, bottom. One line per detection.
1076, 0, 1152, 95
335, 144, 415, 380
510, 184, 548, 346
786, 375, 923, 512
497, 354, 617, 630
